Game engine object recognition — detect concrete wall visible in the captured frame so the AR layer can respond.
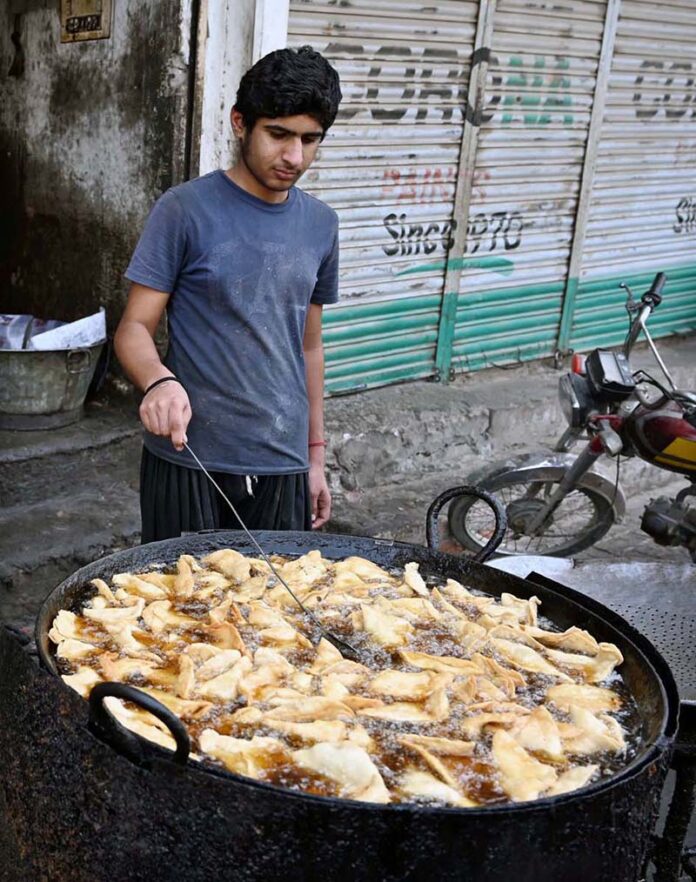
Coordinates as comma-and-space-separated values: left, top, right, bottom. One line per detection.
0, 0, 192, 326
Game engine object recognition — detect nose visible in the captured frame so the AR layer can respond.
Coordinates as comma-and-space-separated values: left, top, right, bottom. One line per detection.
283, 137, 304, 168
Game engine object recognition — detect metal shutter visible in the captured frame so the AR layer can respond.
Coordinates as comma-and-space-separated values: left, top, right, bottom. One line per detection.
287, 1, 479, 393
451, 0, 608, 373
569, 0, 696, 352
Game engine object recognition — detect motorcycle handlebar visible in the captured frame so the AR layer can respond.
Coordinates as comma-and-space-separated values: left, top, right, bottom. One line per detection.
643, 272, 666, 307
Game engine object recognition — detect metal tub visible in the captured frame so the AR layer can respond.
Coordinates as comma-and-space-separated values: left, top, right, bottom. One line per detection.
0, 343, 103, 430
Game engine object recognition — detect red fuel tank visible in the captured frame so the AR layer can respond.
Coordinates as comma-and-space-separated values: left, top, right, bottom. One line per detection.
624, 400, 696, 476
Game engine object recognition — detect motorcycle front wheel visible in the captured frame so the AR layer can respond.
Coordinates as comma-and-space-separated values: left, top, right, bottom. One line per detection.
448, 473, 616, 557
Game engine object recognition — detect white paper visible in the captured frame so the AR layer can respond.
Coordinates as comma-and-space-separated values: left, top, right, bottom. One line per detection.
487, 555, 575, 579
28, 308, 106, 350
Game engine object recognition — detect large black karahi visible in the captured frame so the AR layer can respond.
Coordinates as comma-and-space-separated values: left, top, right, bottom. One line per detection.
0, 531, 679, 882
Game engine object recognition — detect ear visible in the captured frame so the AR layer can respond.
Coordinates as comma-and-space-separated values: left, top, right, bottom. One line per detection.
231, 107, 246, 139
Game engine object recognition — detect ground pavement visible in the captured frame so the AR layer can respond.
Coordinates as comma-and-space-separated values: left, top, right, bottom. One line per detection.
1, 334, 694, 625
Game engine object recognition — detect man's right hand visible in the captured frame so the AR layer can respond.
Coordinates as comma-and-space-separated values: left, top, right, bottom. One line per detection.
139, 380, 192, 451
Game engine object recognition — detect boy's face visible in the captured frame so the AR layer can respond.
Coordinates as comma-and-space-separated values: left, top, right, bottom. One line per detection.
232, 110, 324, 199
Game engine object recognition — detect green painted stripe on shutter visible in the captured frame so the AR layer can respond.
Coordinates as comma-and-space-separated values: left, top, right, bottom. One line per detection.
322, 261, 695, 391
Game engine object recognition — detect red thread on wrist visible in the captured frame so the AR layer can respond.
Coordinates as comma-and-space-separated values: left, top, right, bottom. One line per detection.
308, 440, 327, 448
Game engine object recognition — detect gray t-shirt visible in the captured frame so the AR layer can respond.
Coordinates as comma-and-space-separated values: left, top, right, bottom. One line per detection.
125, 170, 339, 475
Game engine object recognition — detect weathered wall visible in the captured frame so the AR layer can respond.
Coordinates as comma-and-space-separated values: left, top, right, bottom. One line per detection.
194, 0, 256, 176
0, 0, 191, 326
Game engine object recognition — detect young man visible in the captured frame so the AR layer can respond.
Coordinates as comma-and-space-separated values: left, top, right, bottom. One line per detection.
114, 46, 342, 543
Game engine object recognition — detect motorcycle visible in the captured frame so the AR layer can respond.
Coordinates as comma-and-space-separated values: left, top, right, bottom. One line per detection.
445, 272, 696, 560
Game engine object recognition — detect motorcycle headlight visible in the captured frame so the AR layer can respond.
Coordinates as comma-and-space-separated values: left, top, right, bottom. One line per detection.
558, 373, 592, 428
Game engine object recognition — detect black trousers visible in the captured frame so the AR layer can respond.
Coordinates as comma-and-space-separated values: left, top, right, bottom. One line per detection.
140, 447, 312, 544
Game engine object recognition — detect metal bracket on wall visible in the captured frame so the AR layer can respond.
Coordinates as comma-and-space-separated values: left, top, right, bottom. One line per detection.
433, 0, 498, 385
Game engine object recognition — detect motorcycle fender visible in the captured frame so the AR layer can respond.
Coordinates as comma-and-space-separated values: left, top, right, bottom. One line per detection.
466, 451, 626, 522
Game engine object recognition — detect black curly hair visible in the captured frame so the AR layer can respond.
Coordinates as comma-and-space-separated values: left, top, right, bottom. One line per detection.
235, 46, 342, 137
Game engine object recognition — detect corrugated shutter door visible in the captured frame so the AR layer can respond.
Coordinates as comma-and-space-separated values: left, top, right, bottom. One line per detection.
570, 0, 696, 351
451, 0, 607, 373
287, 1, 479, 393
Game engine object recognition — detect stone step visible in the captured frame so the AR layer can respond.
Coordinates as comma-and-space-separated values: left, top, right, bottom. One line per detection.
0, 404, 141, 507
0, 481, 140, 619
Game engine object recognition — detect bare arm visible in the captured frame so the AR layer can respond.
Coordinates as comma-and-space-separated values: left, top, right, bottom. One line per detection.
303, 303, 331, 529
114, 282, 191, 450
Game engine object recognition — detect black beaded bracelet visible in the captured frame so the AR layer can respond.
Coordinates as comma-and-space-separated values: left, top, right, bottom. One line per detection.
143, 376, 183, 396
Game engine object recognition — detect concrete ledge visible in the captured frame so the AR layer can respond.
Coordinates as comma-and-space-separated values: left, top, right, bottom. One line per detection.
0, 401, 140, 464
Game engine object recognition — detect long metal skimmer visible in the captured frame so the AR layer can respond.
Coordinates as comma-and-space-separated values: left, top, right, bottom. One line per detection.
184, 443, 362, 663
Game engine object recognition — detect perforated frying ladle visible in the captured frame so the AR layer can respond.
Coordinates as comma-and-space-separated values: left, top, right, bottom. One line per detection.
184, 443, 362, 663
